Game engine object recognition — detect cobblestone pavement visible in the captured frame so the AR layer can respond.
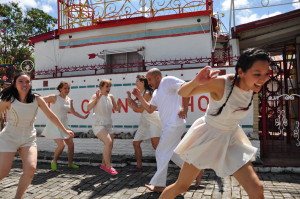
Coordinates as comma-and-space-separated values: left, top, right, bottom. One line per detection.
1, 161, 300, 199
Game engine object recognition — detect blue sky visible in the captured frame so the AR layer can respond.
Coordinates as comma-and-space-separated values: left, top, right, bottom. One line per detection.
1, 0, 299, 32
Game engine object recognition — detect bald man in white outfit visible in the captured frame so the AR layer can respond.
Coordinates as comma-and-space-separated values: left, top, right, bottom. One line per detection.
132, 68, 201, 192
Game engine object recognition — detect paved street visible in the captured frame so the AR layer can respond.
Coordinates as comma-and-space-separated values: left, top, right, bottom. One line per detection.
1, 161, 300, 199
1, 137, 300, 198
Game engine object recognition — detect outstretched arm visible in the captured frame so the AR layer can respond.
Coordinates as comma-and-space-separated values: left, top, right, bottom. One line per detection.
37, 96, 74, 137
42, 94, 56, 104
69, 99, 89, 119
178, 66, 221, 97
132, 88, 157, 113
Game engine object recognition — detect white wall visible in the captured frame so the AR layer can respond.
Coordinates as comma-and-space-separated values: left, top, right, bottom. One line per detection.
32, 67, 254, 134
34, 15, 212, 77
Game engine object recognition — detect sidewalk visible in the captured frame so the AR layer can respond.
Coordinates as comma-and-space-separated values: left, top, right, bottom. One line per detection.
36, 137, 157, 167
1, 161, 300, 199
1, 137, 300, 198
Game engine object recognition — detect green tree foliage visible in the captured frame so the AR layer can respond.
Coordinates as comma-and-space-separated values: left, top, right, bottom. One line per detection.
0, 2, 57, 66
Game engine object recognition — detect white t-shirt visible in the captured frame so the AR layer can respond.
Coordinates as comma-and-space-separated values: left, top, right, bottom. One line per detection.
150, 76, 185, 127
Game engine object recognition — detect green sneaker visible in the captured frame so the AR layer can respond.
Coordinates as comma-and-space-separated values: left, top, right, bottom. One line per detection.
68, 164, 79, 169
51, 161, 57, 171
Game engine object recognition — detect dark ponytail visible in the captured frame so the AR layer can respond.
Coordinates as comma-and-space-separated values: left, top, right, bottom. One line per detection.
136, 74, 153, 95
211, 73, 238, 116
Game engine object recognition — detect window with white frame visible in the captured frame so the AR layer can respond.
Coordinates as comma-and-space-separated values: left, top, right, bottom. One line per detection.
104, 48, 144, 73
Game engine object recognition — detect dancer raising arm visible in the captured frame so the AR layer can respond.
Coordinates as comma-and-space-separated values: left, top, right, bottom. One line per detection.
159, 48, 271, 199
0, 73, 73, 199
127, 75, 162, 171
132, 68, 201, 192
42, 81, 89, 171
87, 79, 121, 175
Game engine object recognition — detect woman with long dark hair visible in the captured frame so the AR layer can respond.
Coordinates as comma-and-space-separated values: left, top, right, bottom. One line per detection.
0, 73, 73, 199
127, 75, 162, 171
160, 48, 271, 199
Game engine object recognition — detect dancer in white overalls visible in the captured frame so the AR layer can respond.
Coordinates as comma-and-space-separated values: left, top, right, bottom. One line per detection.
42, 81, 89, 171
0, 73, 73, 199
160, 48, 271, 199
127, 75, 162, 171
87, 79, 121, 175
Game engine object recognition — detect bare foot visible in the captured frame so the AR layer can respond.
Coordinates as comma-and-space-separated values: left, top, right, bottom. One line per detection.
195, 170, 204, 187
145, 184, 165, 192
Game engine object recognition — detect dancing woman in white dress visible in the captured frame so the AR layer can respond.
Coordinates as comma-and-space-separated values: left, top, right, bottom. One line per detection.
42, 81, 89, 171
87, 79, 121, 175
0, 73, 73, 199
127, 75, 162, 171
160, 48, 271, 199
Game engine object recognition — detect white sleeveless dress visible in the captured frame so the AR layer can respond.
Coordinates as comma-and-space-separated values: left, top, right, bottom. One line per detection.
92, 95, 113, 135
174, 76, 257, 177
133, 98, 162, 141
0, 98, 38, 152
42, 95, 71, 139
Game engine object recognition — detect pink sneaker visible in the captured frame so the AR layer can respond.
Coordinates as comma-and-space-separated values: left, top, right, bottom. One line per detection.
100, 165, 118, 175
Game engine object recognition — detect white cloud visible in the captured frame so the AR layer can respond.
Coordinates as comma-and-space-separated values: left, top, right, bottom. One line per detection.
293, 0, 300, 9
21, 0, 38, 8
221, 0, 250, 11
237, 10, 282, 24
42, 5, 53, 13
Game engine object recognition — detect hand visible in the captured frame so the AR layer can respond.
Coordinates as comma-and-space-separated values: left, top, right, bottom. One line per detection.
194, 66, 220, 85
84, 113, 90, 119
132, 88, 141, 98
66, 130, 74, 138
117, 100, 122, 108
126, 91, 131, 98
95, 90, 102, 100
178, 107, 188, 119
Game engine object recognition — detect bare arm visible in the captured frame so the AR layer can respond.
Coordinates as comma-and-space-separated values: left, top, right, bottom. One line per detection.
0, 100, 10, 114
69, 99, 89, 119
132, 88, 157, 113
178, 66, 222, 99
110, 94, 121, 111
37, 96, 74, 137
42, 94, 57, 104
87, 90, 101, 112
127, 91, 149, 113
178, 96, 190, 119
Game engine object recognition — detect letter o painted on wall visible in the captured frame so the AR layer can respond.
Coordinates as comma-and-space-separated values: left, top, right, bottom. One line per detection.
81, 99, 89, 114
198, 96, 209, 112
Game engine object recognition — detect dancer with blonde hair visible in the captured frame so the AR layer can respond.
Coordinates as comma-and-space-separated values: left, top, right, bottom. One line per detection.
87, 79, 121, 175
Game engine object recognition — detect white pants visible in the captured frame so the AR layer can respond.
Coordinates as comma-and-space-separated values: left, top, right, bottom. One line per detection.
149, 124, 185, 187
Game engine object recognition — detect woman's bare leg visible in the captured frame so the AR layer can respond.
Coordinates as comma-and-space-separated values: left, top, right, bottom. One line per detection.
233, 161, 264, 199
96, 129, 113, 168
15, 146, 37, 199
150, 137, 160, 149
64, 138, 75, 165
159, 162, 202, 199
133, 140, 143, 168
0, 152, 15, 180
53, 139, 65, 163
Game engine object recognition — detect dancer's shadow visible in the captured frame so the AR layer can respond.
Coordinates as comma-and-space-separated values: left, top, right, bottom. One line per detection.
71, 166, 156, 199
